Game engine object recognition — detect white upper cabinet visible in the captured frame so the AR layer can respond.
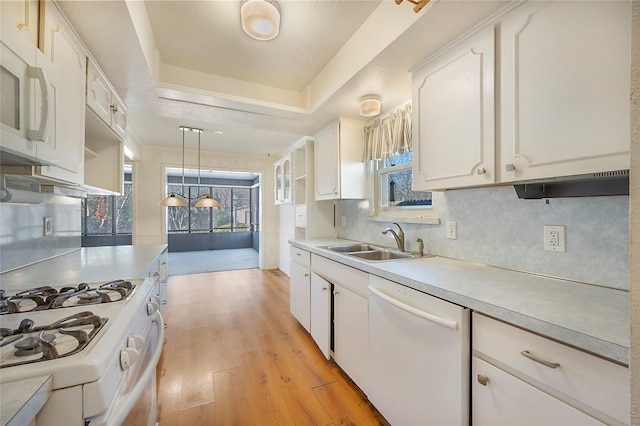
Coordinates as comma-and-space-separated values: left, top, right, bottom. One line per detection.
412, 0, 631, 191
314, 118, 366, 200
36, 1, 86, 184
499, 0, 630, 182
412, 25, 495, 191
86, 58, 127, 141
1, 0, 39, 46
273, 153, 292, 204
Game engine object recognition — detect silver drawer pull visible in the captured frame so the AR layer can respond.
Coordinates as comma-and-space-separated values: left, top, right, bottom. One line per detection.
521, 350, 560, 369
477, 374, 489, 386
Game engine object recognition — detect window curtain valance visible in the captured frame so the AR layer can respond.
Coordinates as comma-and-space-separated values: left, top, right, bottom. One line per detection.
362, 103, 412, 162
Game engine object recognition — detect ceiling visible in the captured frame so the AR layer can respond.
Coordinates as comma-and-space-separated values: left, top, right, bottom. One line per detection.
57, 0, 512, 157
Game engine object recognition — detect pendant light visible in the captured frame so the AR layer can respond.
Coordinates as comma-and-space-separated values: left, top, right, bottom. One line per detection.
158, 127, 188, 207
194, 127, 221, 208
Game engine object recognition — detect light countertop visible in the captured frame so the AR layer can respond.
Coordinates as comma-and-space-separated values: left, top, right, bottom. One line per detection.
0, 376, 52, 426
290, 238, 629, 365
0, 245, 168, 292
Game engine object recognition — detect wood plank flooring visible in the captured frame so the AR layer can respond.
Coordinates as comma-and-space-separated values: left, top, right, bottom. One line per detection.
157, 268, 390, 425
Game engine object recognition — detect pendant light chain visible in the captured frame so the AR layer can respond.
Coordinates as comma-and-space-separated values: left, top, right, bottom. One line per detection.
181, 127, 186, 198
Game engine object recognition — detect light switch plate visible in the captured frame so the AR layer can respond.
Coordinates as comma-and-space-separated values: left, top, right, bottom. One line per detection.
544, 225, 565, 252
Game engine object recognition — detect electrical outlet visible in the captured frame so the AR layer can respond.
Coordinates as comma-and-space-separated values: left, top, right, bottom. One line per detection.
446, 221, 457, 240
43, 217, 53, 236
544, 225, 565, 252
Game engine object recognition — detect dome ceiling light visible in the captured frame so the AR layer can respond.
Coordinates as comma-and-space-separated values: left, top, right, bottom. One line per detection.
241, 0, 281, 41
359, 96, 382, 118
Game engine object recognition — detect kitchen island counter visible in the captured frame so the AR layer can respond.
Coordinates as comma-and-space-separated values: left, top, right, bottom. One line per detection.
290, 238, 629, 365
0, 245, 168, 292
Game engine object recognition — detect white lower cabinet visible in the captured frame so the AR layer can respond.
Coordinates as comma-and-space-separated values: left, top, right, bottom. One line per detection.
472, 313, 629, 425
290, 260, 311, 332
308, 254, 369, 394
472, 356, 603, 425
333, 283, 368, 392
310, 272, 331, 359
289, 246, 311, 332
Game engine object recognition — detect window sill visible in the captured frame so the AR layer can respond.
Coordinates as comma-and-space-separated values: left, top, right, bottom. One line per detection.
367, 215, 440, 225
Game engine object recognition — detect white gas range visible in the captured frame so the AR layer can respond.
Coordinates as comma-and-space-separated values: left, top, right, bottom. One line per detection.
0, 277, 164, 425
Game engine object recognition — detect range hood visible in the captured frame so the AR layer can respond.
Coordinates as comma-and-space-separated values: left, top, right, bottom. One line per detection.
513, 170, 629, 199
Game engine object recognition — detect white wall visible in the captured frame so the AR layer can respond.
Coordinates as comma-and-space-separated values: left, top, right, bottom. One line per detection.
131, 145, 279, 270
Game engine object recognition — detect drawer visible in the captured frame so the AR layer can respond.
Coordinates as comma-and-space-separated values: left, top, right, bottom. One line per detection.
290, 246, 311, 268
472, 313, 629, 424
311, 254, 368, 298
295, 205, 307, 227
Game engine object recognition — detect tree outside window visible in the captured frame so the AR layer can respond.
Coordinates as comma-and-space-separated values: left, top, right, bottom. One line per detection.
166, 185, 255, 233
83, 181, 133, 235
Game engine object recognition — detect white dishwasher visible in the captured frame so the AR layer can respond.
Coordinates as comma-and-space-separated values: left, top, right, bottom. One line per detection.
368, 275, 470, 426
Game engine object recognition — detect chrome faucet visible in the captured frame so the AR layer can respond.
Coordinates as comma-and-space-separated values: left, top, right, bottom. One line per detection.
382, 222, 405, 252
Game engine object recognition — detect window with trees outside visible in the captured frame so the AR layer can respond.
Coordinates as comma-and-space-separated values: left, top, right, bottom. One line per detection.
167, 185, 253, 233
82, 168, 133, 236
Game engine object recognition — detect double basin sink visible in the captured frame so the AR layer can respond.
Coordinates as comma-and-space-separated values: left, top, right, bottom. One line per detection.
322, 243, 416, 262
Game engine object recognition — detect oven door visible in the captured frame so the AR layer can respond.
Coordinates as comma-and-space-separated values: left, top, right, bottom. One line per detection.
87, 310, 164, 426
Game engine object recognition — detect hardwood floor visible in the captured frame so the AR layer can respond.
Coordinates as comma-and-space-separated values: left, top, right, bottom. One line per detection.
157, 268, 390, 425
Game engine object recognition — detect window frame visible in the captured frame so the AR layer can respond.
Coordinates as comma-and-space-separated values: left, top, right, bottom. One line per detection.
369, 159, 438, 223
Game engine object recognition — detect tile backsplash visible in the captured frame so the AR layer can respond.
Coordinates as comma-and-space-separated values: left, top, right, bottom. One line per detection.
0, 194, 81, 274
337, 186, 629, 290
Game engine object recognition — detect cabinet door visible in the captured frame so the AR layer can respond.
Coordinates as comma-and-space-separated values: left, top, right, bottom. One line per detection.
38, 1, 86, 183
1, 0, 39, 45
111, 94, 127, 141
500, 0, 630, 182
314, 121, 340, 200
274, 162, 282, 203
86, 59, 112, 125
310, 273, 331, 359
472, 357, 603, 425
283, 157, 291, 202
412, 25, 495, 191
289, 261, 311, 332
334, 283, 368, 393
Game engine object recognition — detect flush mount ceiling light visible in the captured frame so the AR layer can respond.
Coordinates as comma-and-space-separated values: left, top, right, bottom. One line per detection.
395, 0, 431, 13
241, 0, 281, 41
359, 96, 382, 118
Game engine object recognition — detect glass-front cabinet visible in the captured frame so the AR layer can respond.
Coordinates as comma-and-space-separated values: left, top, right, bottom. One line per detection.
274, 153, 292, 204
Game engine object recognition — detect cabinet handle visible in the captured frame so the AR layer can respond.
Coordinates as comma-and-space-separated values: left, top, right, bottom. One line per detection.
304, 273, 309, 278
477, 167, 486, 175
521, 350, 560, 369
333, 290, 339, 295
477, 374, 489, 386
322, 287, 327, 292
505, 163, 516, 172
110, 104, 118, 113
296, 253, 301, 256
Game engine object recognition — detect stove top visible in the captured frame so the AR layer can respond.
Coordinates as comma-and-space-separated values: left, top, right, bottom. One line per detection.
0, 279, 135, 314
0, 311, 107, 368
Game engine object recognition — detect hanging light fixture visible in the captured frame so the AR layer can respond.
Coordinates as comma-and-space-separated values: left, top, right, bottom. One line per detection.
158, 127, 189, 207
194, 127, 221, 208
241, 0, 281, 41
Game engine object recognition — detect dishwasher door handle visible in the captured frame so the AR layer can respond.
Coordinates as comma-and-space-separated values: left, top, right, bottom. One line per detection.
369, 286, 458, 330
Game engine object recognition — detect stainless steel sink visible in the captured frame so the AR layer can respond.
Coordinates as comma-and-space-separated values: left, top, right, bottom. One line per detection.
322, 243, 417, 262
324, 243, 377, 253
348, 250, 415, 261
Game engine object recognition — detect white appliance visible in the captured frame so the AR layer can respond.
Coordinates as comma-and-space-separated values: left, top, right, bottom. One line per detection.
368, 275, 470, 425
0, 278, 164, 425
0, 13, 57, 164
